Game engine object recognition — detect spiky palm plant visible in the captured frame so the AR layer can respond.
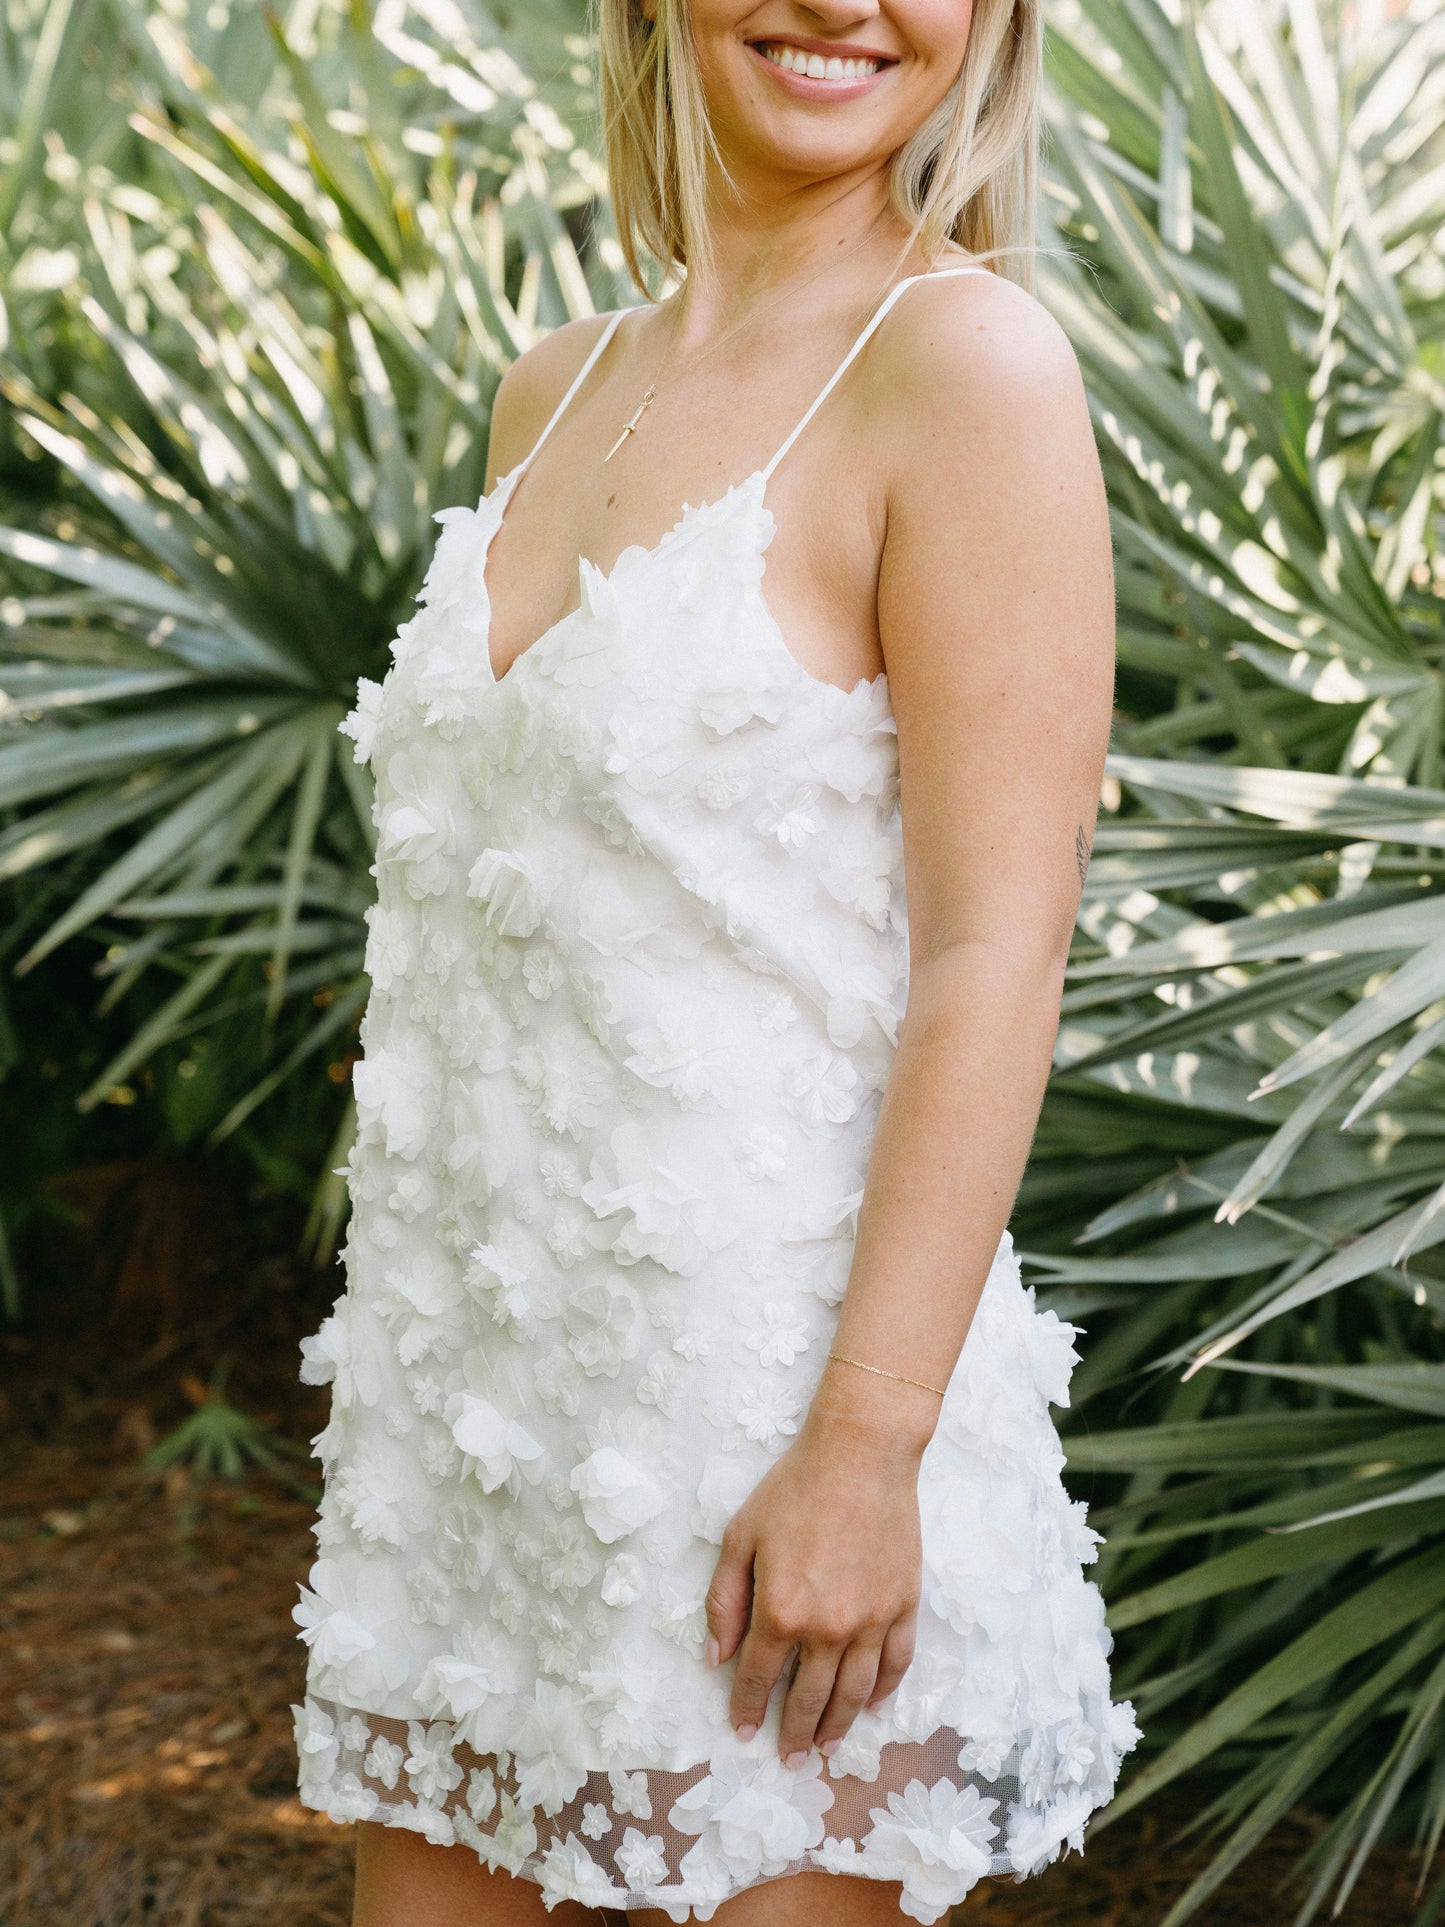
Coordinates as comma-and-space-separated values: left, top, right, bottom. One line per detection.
1, 0, 604, 1243
1022, 1, 1445, 1917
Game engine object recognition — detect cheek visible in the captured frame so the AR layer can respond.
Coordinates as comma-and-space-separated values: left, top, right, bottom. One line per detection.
688, 0, 760, 94
892, 0, 975, 72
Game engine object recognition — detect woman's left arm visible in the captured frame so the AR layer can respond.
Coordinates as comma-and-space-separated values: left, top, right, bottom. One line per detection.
704, 276, 1117, 1764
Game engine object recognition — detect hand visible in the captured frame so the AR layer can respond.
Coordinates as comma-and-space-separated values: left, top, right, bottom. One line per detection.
703, 1390, 928, 1765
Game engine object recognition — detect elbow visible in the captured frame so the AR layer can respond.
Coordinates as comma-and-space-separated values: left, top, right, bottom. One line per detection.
907, 925, 1072, 1011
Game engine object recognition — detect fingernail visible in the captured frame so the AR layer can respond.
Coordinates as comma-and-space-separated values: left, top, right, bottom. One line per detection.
704, 1635, 719, 1670
736, 1723, 757, 1743
821, 1739, 840, 1758
784, 1750, 808, 1769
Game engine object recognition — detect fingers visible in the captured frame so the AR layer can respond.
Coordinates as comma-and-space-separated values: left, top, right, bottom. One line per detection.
777, 1642, 848, 1764
814, 1641, 883, 1756
868, 1604, 918, 1710
704, 1521, 756, 1670
727, 1615, 796, 1742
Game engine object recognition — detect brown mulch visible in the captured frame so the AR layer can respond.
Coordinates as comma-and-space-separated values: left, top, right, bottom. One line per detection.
0, 1160, 1426, 1925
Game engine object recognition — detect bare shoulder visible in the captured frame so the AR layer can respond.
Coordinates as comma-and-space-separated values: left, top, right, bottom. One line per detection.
872, 264, 1092, 481
483, 311, 628, 489
871, 259, 1114, 698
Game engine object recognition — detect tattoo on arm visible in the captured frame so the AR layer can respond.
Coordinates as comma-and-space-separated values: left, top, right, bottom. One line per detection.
1075, 823, 1091, 889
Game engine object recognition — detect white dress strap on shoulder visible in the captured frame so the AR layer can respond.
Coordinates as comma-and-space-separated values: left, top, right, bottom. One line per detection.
515, 305, 640, 478
759, 264, 992, 484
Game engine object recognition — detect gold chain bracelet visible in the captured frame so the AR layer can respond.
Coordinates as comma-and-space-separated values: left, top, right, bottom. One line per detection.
826, 1351, 948, 1399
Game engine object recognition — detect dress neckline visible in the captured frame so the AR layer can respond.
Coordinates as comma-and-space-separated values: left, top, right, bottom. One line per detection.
482, 461, 774, 690
479, 261, 994, 692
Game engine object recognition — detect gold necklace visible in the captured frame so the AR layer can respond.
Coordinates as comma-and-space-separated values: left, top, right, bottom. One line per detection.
602, 222, 891, 466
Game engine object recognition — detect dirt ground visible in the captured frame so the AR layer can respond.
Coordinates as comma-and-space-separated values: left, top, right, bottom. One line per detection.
0, 1159, 1426, 1925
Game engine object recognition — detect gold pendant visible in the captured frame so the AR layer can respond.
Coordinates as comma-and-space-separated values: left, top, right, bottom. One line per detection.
603, 386, 655, 463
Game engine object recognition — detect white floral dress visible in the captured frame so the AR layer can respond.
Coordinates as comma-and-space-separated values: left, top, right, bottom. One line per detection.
291, 265, 1140, 1922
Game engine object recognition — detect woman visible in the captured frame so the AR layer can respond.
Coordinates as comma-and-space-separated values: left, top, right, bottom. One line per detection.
291, 0, 1137, 1920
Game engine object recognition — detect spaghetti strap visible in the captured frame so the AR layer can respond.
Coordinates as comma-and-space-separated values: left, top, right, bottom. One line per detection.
514, 305, 641, 480
760, 264, 993, 484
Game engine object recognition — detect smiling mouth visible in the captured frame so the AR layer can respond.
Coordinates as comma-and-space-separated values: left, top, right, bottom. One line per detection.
749, 39, 896, 82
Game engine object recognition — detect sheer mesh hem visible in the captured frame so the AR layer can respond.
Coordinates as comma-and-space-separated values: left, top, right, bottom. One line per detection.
295, 1696, 1110, 1922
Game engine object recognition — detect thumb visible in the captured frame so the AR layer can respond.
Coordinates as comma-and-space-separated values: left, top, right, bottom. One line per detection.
704, 1521, 755, 1669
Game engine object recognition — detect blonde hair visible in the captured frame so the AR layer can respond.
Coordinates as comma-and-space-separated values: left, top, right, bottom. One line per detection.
592, 0, 1045, 297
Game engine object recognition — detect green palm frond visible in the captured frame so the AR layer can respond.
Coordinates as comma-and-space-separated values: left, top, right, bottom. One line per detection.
1024, 4, 1445, 1918
1, 0, 600, 1138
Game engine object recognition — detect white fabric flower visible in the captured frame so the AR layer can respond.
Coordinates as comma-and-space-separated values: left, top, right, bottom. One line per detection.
298, 1295, 386, 1408
292, 1698, 339, 1793
326, 1770, 380, 1822
512, 1028, 611, 1140
745, 1301, 811, 1368
1107, 1700, 1144, 1763
670, 1752, 834, 1883
293, 1558, 412, 1704
616, 1826, 669, 1890
1021, 1296, 1084, 1407
623, 1001, 739, 1110
510, 1680, 591, 1814
351, 1036, 442, 1164
417, 1621, 519, 1746
537, 1833, 620, 1908
411, 620, 494, 735
420, 497, 499, 630
330, 1439, 419, 1551
780, 1048, 859, 1131
636, 1351, 682, 1416
733, 1377, 802, 1450
426, 1498, 493, 1589
696, 755, 754, 810
464, 1229, 558, 1339
571, 1445, 667, 1544
819, 827, 897, 929
402, 1718, 465, 1805
444, 1390, 545, 1495
734, 1123, 789, 1180
1006, 1786, 1094, 1875
862, 1779, 999, 1923
563, 1279, 641, 1377
363, 902, 416, 994
578, 1641, 680, 1757
363, 1734, 403, 1789
377, 1249, 466, 1366
581, 1800, 611, 1840
467, 846, 547, 936
465, 1765, 498, 1824
338, 677, 384, 765
600, 1553, 644, 1608
479, 1789, 540, 1873
376, 747, 456, 890
405, 1558, 453, 1627
695, 661, 789, 736
609, 1767, 653, 1819
580, 1122, 736, 1276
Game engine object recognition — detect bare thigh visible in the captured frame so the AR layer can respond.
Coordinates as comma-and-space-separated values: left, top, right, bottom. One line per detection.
353, 1826, 906, 1925
352, 1820, 620, 1926
634, 1870, 908, 1924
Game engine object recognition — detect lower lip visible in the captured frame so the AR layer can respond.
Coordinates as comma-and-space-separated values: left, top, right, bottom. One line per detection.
746, 41, 895, 101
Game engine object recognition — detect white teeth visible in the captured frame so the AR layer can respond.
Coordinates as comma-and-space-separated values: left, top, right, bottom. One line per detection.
759, 42, 882, 80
